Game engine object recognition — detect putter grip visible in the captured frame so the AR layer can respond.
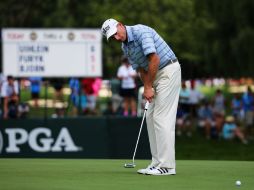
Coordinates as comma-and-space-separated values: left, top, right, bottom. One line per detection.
144, 101, 149, 110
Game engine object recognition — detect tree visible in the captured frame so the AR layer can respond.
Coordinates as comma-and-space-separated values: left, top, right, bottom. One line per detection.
0, 0, 253, 78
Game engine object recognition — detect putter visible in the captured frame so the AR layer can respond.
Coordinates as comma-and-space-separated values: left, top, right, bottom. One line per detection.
124, 101, 150, 168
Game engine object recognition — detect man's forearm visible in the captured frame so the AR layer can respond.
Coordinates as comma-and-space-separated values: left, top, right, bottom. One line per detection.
139, 53, 160, 88
147, 54, 159, 87
138, 53, 160, 102
138, 69, 149, 86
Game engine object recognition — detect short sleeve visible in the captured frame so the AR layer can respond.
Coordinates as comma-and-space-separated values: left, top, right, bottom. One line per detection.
139, 32, 156, 56
117, 66, 126, 78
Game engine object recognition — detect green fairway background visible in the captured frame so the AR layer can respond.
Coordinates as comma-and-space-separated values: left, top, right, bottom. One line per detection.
0, 159, 253, 190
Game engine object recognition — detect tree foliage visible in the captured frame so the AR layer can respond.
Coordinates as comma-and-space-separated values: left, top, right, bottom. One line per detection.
0, 0, 253, 78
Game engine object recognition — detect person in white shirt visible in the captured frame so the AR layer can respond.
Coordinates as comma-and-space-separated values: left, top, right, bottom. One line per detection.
117, 56, 137, 116
189, 81, 204, 116
179, 82, 190, 114
0, 73, 7, 116
188, 82, 204, 136
0, 74, 6, 89
1, 76, 19, 119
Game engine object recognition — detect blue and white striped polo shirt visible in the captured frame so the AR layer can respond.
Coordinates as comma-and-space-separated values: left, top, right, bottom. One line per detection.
122, 25, 176, 71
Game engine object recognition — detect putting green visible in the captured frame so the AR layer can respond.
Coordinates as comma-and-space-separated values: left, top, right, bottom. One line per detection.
0, 159, 253, 190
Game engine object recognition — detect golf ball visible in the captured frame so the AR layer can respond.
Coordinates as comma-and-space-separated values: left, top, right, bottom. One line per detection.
235, 180, 241, 186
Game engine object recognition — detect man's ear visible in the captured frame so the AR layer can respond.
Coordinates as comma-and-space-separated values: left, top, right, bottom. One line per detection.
118, 22, 124, 28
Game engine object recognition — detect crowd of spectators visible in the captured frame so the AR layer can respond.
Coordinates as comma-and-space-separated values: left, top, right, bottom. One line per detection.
0, 74, 103, 119
176, 81, 253, 144
0, 73, 253, 144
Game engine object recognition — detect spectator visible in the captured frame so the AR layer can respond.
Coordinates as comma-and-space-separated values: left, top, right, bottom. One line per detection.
117, 56, 137, 116
51, 78, 65, 117
110, 79, 124, 115
69, 78, 80, 116
92, 78, 102, 97
51, 78, 64, 105
197, 100, 215, 139
1, 76, 19, 119
212, 89, 225, 116
0, 74, 7, 117
212, 89, 225, 135
231, 93, 243, 123
176, 104, 192, 137
81, 78, 97, 115
29, 77, 42, 108
242, 86, 254, 139
0, 74, 6, 88
222, 116, 248, 144
188, 80, 204, 122
179, 82, 190, 114
213, 112, 225, 138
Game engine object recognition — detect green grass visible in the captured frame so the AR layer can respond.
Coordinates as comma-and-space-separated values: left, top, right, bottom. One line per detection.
0, 159, 253, 190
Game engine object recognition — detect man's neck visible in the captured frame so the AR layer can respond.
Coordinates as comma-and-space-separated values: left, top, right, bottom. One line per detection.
123, 25, 128, 44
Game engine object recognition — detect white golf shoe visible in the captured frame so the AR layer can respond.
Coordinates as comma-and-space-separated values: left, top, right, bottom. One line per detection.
146, 167, 176, 176
137, 166, 156, 175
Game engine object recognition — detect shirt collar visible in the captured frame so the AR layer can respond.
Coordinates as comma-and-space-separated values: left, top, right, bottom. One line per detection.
125, 26, 134, 42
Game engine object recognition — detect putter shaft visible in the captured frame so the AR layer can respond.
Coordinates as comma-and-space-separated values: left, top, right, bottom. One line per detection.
131, 102, 149, 165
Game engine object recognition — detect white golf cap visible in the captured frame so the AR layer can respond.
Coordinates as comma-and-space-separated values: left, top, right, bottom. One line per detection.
101, 18, 119, 40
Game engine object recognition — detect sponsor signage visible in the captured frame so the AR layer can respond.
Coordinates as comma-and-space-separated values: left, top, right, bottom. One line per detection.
2, 29, 102, 77
0, 118, 150, 158
0, 127, 82, 156
4, 127, 81, 153
0, 119, 110, 158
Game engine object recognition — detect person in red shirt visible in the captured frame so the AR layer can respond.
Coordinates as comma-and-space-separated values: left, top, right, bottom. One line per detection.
81, 78, 96, 114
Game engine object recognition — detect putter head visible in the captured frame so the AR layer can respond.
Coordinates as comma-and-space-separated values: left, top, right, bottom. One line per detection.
124, 163, 136, 168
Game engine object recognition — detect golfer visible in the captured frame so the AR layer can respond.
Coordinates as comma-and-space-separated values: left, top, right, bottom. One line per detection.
101, 19, 181, 175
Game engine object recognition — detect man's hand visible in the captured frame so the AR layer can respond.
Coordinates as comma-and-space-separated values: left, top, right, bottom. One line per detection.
138, 53, 160, 102
144, 87, 154, 103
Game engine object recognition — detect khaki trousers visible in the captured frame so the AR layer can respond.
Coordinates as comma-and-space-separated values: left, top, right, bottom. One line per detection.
146, 61, 181, 169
